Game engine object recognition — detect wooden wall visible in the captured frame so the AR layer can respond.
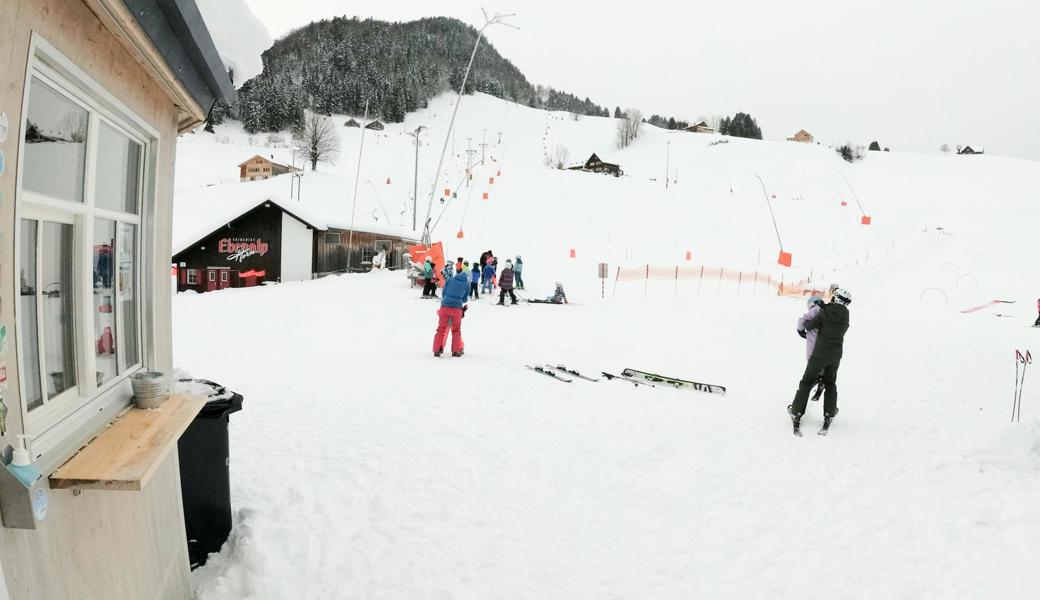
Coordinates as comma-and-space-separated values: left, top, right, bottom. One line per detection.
0, 1, 190, 598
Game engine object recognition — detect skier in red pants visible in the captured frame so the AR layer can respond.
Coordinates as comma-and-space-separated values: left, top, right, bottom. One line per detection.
1034, 297, 1040, 328
433, 270, 471, 356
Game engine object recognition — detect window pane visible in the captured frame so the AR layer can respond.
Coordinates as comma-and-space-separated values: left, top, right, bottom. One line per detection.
41, 222, 76, 399
95, 122, 141, 214
117, 223, 139, 370
23, 77, 87, 203
94, 219, 117, 385
19, 221, 43, 411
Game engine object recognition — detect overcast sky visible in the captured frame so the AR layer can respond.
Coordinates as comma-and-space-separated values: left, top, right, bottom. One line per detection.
243, 0, 1040, 161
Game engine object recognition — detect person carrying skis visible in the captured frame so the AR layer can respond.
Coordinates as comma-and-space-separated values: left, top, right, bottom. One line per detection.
514, 256, 525, 289
421, 257, 438, 298
789, 287, 851, 432
497, 260, 518, 305
433, 270, 470, 357
482, 260, 496, 294
798, 295, 827, 401
469, 262, 481, 299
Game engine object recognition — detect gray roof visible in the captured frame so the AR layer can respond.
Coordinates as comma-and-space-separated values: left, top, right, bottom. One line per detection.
123, 0, 236, 109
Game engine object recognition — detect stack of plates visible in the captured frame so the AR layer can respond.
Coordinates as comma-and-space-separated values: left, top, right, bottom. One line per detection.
131, 371, 168, 409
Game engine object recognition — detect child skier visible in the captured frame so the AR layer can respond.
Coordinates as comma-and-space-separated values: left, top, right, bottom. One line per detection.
481, 260, 496, 294
421, 257, 438, 298
497, 260, 518, 305
469, 263, 480, 299
527, 282, 568, 304
789, 288, 852, 434
513, 256, 525, 289
797, 295, 827, 401
433, 270, 471, 357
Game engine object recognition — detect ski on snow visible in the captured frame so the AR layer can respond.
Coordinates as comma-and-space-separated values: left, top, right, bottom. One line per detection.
551, 365, 600, 381
620, 368, 726, 396
601, 372, 656, 387
525, 364, 572, 382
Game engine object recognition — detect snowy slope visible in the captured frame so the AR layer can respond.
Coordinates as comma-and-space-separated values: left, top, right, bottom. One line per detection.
175, 93, 1040, 599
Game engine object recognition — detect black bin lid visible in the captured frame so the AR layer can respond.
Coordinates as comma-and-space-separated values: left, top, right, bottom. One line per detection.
179, 378, 243, 418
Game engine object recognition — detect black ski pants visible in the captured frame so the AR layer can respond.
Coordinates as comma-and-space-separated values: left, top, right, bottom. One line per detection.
422, 279, 438, 297
792, 355, 840, 417
498, 288, 517, 305
470, 283, 479, 299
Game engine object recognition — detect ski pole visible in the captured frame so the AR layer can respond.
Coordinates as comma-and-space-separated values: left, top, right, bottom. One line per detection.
1017, 351, 1032, 423
1013, 350, 1022, 422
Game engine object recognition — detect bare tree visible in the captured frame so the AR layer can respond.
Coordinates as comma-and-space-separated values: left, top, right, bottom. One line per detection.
616, 107, 643, 149
940, 143, 950, 154
552, 144, 570, 169
295, 111, 340, 170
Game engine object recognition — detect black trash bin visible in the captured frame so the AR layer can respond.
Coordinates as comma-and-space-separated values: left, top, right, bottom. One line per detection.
177, 379, 243, 569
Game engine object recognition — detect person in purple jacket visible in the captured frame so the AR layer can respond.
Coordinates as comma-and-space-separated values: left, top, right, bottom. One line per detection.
797, 295, 826, 401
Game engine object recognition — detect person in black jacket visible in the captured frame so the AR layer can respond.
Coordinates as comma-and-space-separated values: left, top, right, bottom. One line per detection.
789, 288, 852, 428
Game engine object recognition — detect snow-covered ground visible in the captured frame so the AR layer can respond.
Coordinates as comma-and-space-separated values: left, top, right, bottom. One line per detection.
176, 93, 1040, 598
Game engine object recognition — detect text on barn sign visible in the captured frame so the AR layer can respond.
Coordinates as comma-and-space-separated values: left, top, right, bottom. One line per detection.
218, 238, 270, 263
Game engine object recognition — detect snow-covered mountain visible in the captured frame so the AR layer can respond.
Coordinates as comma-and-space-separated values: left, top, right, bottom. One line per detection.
176, 93, 1040, 599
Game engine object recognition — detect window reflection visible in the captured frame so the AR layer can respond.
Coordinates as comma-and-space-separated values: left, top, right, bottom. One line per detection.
95, 122, 141, 214
40, 222, 76, 399
23, 77, 87, 203
19, 221, 43, 411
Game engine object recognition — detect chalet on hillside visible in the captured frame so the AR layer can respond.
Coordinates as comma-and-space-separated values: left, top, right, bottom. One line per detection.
568, 153, 623, 177
786, 129, 814, 143
685, 121, 715, 134
365, 120, 385, 131
958, 146, 984, 155
238, 154, 298, 181
344, 118, 360, 127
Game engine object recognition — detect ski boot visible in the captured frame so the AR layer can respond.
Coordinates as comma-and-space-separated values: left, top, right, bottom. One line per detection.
819, 408, 838, 435
452, 349, 464, 357
434, 347, 444, 357
788, 405, 803, 437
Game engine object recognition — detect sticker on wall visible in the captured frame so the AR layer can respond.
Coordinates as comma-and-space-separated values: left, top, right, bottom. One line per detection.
0, 111, 8, 142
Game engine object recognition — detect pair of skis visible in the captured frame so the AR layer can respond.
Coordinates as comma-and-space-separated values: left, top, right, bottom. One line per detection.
617, 368, 727, 396
523, 364, 600, 383
1012, 349, 1032, 422
790, 409, 832, 437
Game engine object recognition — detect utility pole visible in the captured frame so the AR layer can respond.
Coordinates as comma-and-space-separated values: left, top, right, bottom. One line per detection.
465, 138, 477, 186
480, 129, 488, 165
665, 140, 671, 190
347, 101, 370, 272
407, 125, 425, 232
422, 8, 518, 246
497, 130, 502, 145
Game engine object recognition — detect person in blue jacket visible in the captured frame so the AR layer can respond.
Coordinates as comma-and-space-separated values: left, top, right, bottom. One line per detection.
433, 271, 471, 357
481, 261, 496, 294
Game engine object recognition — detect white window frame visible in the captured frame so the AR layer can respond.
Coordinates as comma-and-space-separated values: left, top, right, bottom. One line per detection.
220, 270, 229, 283
186, 269, 198, 285
13, 34, 159, 465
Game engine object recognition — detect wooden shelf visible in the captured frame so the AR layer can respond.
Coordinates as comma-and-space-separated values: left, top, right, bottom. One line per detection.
50, 394, 206, 491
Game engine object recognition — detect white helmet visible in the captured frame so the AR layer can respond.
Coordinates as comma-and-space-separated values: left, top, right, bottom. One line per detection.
832, 287, 852, 305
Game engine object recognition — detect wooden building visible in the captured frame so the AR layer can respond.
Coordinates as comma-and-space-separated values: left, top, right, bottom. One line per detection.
786, 129, 814, 143
958, 146, 984, 155
173, 200, 317, 292
685, 121, 715, 134
365, 120, 385, 131
174, 200, 418, 292
568, 153, 623, 177
314, 228, 416, 276
238, 154, 297, 181
0, 0, 234, 598
344, 118, 360, 128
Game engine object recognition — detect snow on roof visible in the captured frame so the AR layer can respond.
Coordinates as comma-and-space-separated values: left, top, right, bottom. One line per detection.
173, 170, 418, 255
194, 0, 272, 87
